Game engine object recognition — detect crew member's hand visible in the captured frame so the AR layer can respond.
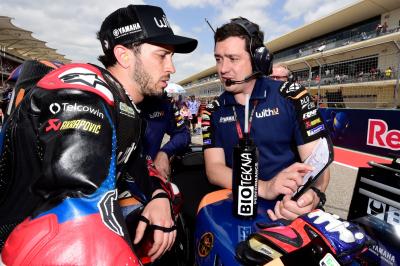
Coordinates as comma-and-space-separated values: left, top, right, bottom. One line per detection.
259, 162, 313, 200
267, 188, 320, 221
134, 189, 176, 261
154, 151, 170, 178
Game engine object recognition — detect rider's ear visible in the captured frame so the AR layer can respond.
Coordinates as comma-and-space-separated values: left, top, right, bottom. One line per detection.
114, 45, 130, 68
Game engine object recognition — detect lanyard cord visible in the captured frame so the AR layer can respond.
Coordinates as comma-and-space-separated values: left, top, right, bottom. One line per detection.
232, 100, 258, 139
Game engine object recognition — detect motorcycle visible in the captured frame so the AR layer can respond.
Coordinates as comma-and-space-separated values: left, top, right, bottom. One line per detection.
192, 155, 400, 266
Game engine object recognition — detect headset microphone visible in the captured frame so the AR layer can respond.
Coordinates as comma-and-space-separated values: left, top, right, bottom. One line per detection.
225, 72, 261, 86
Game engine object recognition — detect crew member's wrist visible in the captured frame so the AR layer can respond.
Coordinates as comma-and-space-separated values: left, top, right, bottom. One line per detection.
258, 180, 275, 200
310, 186, 326, 209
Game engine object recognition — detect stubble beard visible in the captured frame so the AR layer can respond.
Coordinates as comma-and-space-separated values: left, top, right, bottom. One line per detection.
133, 57, 161, 97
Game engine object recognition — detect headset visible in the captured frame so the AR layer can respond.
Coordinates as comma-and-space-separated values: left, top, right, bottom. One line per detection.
230, 17, 273, 76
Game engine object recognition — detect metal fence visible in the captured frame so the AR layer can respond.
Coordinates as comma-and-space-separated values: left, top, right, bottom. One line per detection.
291, 51, 400, 109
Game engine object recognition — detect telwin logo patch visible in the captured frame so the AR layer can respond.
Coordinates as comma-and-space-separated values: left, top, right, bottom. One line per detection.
367, 119, 400, 150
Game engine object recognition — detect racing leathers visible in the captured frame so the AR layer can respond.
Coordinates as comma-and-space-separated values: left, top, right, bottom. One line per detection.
0, 63, 171, 265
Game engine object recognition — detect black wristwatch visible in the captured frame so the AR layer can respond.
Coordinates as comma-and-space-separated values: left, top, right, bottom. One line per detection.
310, 186, 326, 209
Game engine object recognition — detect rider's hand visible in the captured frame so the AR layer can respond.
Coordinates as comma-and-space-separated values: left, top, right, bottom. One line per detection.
154, 151, 171, 178
259, 162, 313, 200
134, 189, 176, 262
267, 188, 320, 221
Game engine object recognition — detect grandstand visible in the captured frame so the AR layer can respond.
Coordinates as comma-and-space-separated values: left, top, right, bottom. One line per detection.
0, 16, 70, 91
179, 0, 400, 109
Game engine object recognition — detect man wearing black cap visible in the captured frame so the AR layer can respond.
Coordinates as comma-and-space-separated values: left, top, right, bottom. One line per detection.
0, 4, 197, 265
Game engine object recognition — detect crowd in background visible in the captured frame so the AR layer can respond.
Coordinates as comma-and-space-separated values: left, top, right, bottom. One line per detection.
173, 94, 204, 135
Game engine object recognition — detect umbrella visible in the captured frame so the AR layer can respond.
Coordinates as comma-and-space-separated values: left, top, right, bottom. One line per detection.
164, 82, 186, 94
7, 64, 22, 82
6, 60, 64, 83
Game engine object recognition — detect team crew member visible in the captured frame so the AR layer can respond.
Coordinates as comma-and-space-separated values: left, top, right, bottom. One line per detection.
202, 17, 330, 221
139, 94, 191, 178
0, 4, 197, 264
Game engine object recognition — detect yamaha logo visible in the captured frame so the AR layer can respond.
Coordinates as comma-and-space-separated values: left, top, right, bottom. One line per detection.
113, 23, 142, 38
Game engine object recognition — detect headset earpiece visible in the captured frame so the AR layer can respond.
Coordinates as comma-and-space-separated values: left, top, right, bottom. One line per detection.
230, 17, 273, 75
253, 47, 273, 75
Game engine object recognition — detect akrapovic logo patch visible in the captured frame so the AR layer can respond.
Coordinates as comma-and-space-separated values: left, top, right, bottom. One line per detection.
45, 118, 101, 134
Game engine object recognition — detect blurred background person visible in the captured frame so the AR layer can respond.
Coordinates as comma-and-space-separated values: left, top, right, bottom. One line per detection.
269, 63, 291, 82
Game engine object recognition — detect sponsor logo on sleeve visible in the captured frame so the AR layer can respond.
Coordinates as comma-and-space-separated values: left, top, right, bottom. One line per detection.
306, 124, 325, 136
284, 82, 302, 94
45, 119, 63, 132
49, 102, 104, 119
202, 133, 210, 138
300, 96, 316, 110
303, 109, 317, 120
305, 118, 322, 129
45, 118, 101, 134
177, 120, 184, 127
203, 139, 212, 145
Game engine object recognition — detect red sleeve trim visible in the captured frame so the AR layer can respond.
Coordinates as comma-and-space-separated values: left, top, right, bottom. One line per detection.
37, 63, 114, 106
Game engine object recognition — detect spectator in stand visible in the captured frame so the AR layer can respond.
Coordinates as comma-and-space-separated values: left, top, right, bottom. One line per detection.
187, 95, 200, 134
370, 67, 377, 80
335, 74, 341, 84
360, 31, 368, 40
385, 66, 393, 79
315, 74, 321, 83
358, 71, 364, 82
382, 21, 388, 34
376, 23, 383, 36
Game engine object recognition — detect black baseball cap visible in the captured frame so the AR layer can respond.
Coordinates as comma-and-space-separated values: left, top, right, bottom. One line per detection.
99, 5, 198, 54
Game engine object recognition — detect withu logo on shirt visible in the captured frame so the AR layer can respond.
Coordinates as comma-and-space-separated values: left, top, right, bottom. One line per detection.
255, 108, 279, 118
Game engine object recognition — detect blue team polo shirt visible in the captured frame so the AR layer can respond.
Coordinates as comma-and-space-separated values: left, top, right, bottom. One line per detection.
208, 77, 304, 181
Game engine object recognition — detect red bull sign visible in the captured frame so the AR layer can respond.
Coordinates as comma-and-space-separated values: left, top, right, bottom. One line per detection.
367, 119, 400, 151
